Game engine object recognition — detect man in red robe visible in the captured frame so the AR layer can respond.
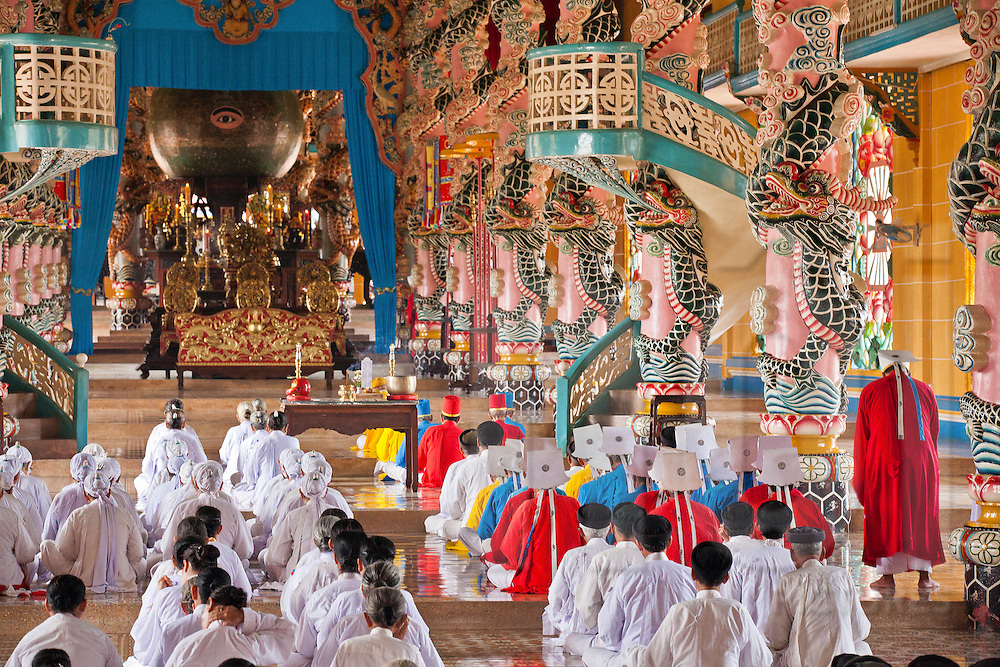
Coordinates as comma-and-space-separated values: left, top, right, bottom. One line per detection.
635, 449, 721, 567
490, 393, 525, 441
417, 395, 465, 488
486, 445, 583, 593
854, 350, 945, 590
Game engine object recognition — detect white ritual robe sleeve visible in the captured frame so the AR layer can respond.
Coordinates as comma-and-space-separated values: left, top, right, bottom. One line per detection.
324, 488, 353, 519
40, 510, 82, 576
738, 611, 771, 667
261, 515, 295, 580
14, 517, 38, 565
240, 609, 295, 664
762, 580, 792, 655
412, 620, 445, 667
437, 461, 464, 520
595, 580, 627, 652
288, 592, 327, 667
547, 551, 576, 631
574, 560, 604, 629
126, 518, 146, 584
850, 582, 872, 653
226, 504, 254, 560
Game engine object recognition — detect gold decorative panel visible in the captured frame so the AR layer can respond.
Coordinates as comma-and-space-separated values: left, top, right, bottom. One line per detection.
8, 331, 74, 419
569, 324, 633, 423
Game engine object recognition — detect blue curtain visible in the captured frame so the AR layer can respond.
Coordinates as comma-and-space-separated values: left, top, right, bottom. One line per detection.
344, 89, 397, 352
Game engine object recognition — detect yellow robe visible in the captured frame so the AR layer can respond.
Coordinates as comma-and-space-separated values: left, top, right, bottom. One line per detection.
564, 465, 593, 499
465, 479, 501, 530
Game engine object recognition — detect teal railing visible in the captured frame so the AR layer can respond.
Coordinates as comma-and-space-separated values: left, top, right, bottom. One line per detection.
2, 315, 88, 449
554, 318, 641, 449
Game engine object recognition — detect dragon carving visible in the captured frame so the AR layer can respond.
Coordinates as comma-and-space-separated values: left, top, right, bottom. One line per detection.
546, 172, 624, 367
630, 0, 709, 86
443, 162, 489, 332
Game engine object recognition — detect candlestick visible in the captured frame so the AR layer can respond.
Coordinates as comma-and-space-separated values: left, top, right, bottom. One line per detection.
295, 343, 302, 379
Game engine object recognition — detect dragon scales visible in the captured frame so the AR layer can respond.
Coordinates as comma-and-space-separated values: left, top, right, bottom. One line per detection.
745, 0, 895, 532
408, 213, 451, 377
546, 171, 625, 373
947, 0, 1000, 631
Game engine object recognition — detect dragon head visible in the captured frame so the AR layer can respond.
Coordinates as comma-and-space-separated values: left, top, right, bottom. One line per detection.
489, 196, 537, 231
547, 190, 600, 231
634, 176, 697, 229
760, 166, 839, 223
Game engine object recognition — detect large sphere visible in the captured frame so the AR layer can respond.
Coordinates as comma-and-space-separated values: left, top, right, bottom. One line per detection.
148, 89, 304, 179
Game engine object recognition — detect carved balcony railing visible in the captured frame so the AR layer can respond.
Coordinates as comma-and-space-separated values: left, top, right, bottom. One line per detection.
0, 34, 117, 201
1, 314, 88, 449
554, 317, 640, 448
702, 0, 958, 93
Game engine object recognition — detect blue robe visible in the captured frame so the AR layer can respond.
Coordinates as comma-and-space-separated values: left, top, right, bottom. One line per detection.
700, 472, 759, 520
577, 465, 630, 510
504, 416, 525, 436
478, 473, 523, 540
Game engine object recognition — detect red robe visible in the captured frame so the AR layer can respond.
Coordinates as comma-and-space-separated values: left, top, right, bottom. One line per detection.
498, 489, 583, 593
484, 487, 535, 565
853, 368, 945, 567
417, 421, 464, 488
739, 485, 836, 558
635, 491, 721, 566
496, 418, 525, 442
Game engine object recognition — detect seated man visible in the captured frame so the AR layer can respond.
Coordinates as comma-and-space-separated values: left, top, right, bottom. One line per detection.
764, 527, 871, 667
489, 393, 524, 441
719, 502, 759, 555
625, 541, 768, 667
165, 586, 293, 667
545, 503, 612, 642
564, 502, 646, 656
578, 427, 634, 510
463, 441, 525, 556
424, 423, 496, 538
417, 396, 465, 488
6, 574, 123, 667
584, 516, 697, 667
151, 566, 232, 667
700, 446, 758, 520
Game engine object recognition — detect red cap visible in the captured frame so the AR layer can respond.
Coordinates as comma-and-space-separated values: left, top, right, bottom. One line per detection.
442, 395, 461, 417
488, 394, 507, 409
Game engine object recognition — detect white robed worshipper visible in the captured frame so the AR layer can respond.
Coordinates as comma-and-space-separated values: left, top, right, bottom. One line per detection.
136, 402, 206, 505
250, 448, 303, 551
161, 462, 253, 561
247, 411, 300, 506
41, 472, 145, 592
4, 574, 124, 667
82, 443, 106, 459
719, 501, 761, 556
424, 422, 498, 539
584, 516, 697, 667
165, 585, 293, 667
269, 452, 332, 527
0, 463, 38, 589
150, 461, 197, 544
219, 401, 253, 468
196, 508, 254, 598
280, 514, 342, 624
545, 503, 612, 642
622, 542, 768, 667
324, 587, 424, 667
764, 526, 871, 667
96, 457, 147, 546
130, 539, 221, 667
138, 430, 201, 513
320, 610, 444, 667
0, 456, 42, 545
260, 470, 343, 583
564, 503, 646, 656
149, 567, 232, 667
7, 444, 51, 523
224, 410, 268, 506
42, 453, 95, 541
144, 455, 190, 536
721, 500, 796, 631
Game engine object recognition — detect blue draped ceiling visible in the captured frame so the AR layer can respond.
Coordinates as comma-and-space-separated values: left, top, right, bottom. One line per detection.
70, 0, 397, 353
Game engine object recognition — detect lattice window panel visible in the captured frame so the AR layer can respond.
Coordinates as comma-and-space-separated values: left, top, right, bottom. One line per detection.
899, 0, 951, 23
706, 11, 736, 74
528, 51, 640, 133
11, 44, 115, 125
737, 17, 764, 76
843, 0, 895, 44
869, 71, 919, 126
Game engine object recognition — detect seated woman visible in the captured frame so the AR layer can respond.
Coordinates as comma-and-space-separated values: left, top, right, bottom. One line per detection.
42, 453, 95, 542
328, 587, 422, 667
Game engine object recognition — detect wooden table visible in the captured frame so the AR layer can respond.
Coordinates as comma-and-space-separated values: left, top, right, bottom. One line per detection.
281, 399, 419, 491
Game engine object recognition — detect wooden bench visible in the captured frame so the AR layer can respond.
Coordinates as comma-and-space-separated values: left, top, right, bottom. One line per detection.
173, 308, 347, 389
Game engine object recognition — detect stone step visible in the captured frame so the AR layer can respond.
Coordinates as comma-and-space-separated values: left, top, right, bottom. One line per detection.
16, 439, 77, 460
3, 393, 37, 418
12, 416, 61, 440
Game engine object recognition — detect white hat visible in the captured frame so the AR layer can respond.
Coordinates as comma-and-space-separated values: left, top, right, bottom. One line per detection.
572, 424, 603, 460
753, 435, 792, 470
709, 447, 738, 482
757, 447, 803, 487
650, 449, 702, 492
487, 446, 510, 477
601, 427, 635, 456
83, 443, 106, 458
675, 424, 717, 460
589, 451, 613, 472
524, 448, 570, 490
728, 436, 759, 473
877, 349, 917, 367
626, 444, 658, 477
500, 440, 525, 473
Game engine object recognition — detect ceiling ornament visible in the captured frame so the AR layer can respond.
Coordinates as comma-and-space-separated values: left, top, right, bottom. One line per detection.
176, 0, 294, 45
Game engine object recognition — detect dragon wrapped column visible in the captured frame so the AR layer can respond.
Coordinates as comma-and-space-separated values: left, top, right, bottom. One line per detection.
408, 222, 450, 377
947, 0, 1000, 632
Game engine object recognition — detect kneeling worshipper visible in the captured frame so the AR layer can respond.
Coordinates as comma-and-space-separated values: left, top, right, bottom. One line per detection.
143, 453, 191, 539
152, 566, 232, 667
635, 449, 721, 566
165, 585, 294, 667
97, 457, 147, 543
4, 574, 123, 667
161, 461, 253, 563
197, 507, 254, 597
764, 526, 871, 667
149, 461, 197, 549
41, 471, 145, 593
417, 395, 464, 488
246, 411, 300, 505
267, 453, 338, 535
7, 444, 51, 527
584, 516, 698, 667
565, 424, 604, 499
225, 410, 269, 506
130, 539, 221, 667
486, 442, 584, 593
42, 452, 95, 541
280, 513, 343, 623
250, 447, 304, 550
0, 463, 38, 591
738, 446, 835, 558
373, 399, 437, 483
0, 457, 42, 548
673, 423, 720, 505
489, 393, 524, 440
220, 401, 253, 468
324, 587, 423, 667
137, 404, 206, 508
701, 438, 761, 520
424, 421, 500, 540
461, 440, 525, 556
545, 503, 612, 642
721, 500, 795, 631
564, 503, 646, 657
628, 541, 768, 667
455, 442, 515, 556
578, 427, 636, 510
719, 502, 760, 555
